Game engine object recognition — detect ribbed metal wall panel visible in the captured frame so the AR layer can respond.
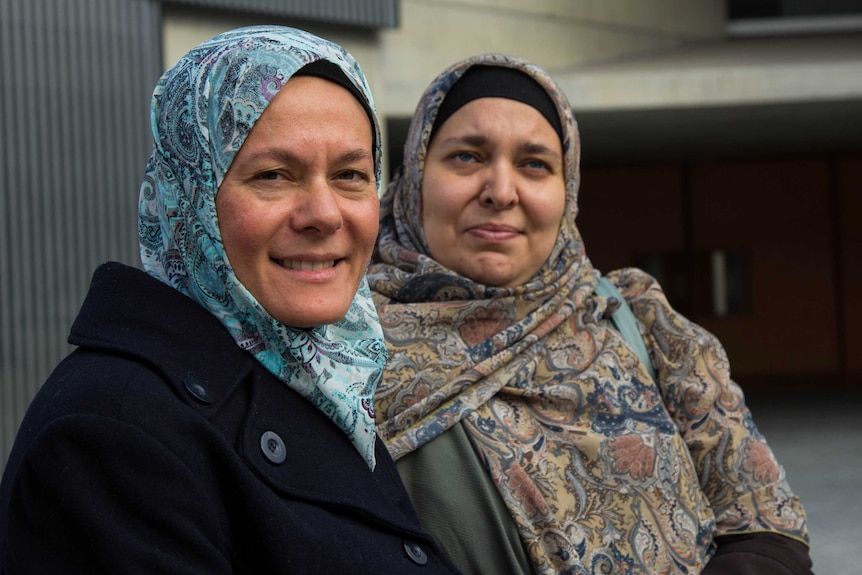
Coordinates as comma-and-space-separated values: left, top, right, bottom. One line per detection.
162, 0, 399, 28
1, 0, 162, 470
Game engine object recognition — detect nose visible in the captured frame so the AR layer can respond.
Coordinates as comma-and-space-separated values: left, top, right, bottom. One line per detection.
478, 162, 518, 209
290, 178, 343, 234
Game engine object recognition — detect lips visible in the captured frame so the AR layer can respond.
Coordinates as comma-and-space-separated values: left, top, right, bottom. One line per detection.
470, 223, 519, 233
467, 223, 521, 241
275, 259, 337, 271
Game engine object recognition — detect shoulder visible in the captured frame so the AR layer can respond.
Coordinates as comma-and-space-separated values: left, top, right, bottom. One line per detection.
603, 267, 720, 347
603, 267, 678, 326
2, 348, 210, 476
604, 267, 664, 302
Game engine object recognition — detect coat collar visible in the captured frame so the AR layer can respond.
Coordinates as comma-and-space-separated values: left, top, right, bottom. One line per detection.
69, 262, 255, 411
68, 262, 428, 537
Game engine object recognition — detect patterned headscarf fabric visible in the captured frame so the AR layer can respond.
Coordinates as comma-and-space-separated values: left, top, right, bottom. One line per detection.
138, 26, 387, 469
368, 54, 808, 572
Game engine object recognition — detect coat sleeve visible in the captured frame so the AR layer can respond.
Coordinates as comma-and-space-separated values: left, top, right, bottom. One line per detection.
3, 414, 232, 575
609, 268, 813, 570
703, 533, 814, 575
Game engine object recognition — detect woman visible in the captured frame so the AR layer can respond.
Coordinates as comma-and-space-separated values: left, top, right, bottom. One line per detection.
369, 54, 813, 574
0, 26, 460, 574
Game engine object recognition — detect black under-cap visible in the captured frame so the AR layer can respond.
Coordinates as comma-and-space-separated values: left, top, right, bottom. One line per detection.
429, 64, 563, 143
293, 59, 377, 164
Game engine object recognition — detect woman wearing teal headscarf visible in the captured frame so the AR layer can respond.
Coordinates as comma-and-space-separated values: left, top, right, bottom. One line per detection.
0, 26, 460, 574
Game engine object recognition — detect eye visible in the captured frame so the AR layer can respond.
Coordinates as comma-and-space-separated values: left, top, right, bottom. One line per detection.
333, 168, 374, 192
336, 169, 367, 181
452, 151, 478, 163
334, 169, 374, 187
254, 170, 284, 181
522, 158, 552, 172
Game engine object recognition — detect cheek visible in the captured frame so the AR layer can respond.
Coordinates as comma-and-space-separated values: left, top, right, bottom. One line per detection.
222, 222, 256, 261
420, 175, 457, 241
216, 195, 263, 264
538, 186, 567, 232
420, 195, 446, 255
350, 198, 380, 256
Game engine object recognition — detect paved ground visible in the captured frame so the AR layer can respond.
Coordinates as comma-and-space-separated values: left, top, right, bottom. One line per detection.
746, 391, 862, 575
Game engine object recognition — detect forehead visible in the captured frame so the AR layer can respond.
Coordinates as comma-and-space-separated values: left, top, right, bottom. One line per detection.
223, 76, 374, 175
432, 97, 561, 147
241, 76, 372, 145
263, 76, 366, 118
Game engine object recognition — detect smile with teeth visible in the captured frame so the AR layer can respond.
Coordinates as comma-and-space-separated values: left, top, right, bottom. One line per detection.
276, 259, 338, 271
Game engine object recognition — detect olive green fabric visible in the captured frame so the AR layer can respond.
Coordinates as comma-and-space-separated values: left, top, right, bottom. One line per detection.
396, 422, 533, 575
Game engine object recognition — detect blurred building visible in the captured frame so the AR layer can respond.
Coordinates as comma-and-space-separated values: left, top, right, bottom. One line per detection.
2, 0, 860, 468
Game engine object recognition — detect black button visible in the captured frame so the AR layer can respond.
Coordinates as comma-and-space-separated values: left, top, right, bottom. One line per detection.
182, 373, 213, 404
260, 431, 286, 464
403, 540, 427, 565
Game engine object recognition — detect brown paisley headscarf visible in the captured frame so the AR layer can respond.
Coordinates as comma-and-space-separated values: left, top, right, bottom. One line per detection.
368, 53, 808, 574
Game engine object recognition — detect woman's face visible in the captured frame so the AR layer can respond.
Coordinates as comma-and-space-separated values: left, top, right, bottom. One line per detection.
216, 75, 378, 328
421, 97, 566, 287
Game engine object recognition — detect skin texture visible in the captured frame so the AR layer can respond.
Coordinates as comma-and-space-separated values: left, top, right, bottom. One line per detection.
421, 97, 567, 287
216, 76, 378, 327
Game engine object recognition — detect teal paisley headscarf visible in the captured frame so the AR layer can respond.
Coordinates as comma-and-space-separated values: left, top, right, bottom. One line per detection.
138, 26, 387, 469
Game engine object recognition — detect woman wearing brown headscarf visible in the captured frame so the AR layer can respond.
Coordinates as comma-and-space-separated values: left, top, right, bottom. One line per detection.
369, 53, 813, 575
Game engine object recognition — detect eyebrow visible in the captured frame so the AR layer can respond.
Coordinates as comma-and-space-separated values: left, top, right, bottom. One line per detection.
447, 134, 488, 148
439, 134, 561, 160
519, 142, 562, 160
336, 148, 375, 165
241, 147, 373, 167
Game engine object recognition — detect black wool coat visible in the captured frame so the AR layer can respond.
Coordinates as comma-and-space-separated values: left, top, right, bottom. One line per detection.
0, 262, 461, 575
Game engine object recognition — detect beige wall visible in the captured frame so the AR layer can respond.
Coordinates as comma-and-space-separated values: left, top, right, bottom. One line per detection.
163, 0, 725, 115
162, 0, 726, 180
162, 9, 382, 85
162, 7, 389, 172
375, 0, 724, 113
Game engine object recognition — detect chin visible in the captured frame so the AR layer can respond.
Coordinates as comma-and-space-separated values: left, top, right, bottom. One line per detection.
467, 268, 518, 288
271, 303, 353, 328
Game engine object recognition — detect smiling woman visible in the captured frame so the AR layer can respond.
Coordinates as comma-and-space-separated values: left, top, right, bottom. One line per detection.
216, 74, 379, 328
0, 26, 461, 574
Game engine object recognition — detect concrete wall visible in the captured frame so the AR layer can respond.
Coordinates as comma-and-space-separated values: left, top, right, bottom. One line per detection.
162, 0, 726, 179
375, 0, 724, 114
163, 0, 726, 115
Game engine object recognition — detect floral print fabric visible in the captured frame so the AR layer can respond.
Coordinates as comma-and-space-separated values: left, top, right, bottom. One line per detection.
138, 26, 387, 468
368, 53, 808, 572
